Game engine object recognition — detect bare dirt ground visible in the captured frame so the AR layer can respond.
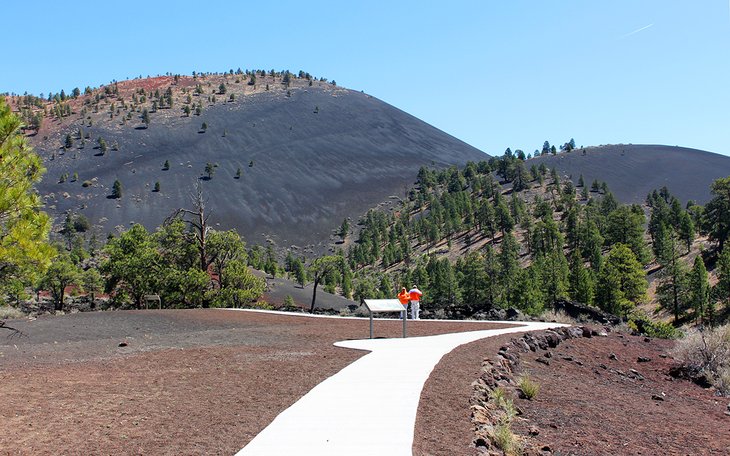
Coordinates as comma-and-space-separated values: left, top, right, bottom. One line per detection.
0, 309, 511, 455
413, 333, 517, 455
415, 331, 730, 456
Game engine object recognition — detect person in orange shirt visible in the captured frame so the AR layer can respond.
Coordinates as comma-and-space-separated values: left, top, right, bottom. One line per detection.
408, 285, 422, 320
397, 287, 410, 320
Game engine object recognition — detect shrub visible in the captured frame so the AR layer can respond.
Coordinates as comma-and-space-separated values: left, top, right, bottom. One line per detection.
0, 306, 24, 319
489, 387, 517, 423
82, 180, 93, 187
283, 295, 297, 311
73, 214, 91, 232
672, 324, 730, 395
491, 423, 521, 456
518, 375, 540, 400
251, 300, 274, 310
627, 310, 680, 339
540, 309, 577, 325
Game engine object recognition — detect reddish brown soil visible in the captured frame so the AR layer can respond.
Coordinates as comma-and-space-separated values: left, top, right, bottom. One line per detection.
413, 334, 517, 455
415, 331, 730, 456
0, 309, 511, 455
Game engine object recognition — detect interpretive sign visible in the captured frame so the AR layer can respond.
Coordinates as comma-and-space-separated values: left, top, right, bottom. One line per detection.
363, 299, 407, 339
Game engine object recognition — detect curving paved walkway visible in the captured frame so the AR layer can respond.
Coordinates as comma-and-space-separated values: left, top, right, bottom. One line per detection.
236, 317, 567, 455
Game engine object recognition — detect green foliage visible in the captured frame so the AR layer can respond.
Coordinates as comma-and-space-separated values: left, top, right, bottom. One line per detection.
0, 99, 54, 296
569, 249, 595, 306
605, 205, 649, 264
208, 229, 246, 284
715, 247, 730, 317
102, 224, 160, 308
283, 294, 296, 309
518, 375, 540, 400
492, 423, 521, 455
656, 228, 690, 322
81, 268, 103, 304
111, 180, 122, 198
704, 177, 730, 250
205, 162, 217, 179
596, 244, 647, 316
339, 218, 350, 241
627, 310, 680, 339
40, 252, 80, 311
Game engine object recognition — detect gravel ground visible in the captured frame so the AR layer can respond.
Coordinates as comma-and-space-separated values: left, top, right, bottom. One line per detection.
0, 309, 510, 455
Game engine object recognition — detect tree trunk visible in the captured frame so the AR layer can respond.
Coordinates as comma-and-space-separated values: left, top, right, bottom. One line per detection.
310, 277, 321, 313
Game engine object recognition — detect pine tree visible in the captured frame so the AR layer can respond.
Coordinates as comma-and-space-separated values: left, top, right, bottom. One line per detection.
656, 227, 689, 322
498, 232, 519, 305
688, 255, 709, 323
458, 251, 488, 309
142, 108, 150, 128
569, 249, 595, 306
0, 99, 54, 296
511, 266, 545, 315
111, 180, 123, 199
596, 244, 647, 316
339, 219, 350, 241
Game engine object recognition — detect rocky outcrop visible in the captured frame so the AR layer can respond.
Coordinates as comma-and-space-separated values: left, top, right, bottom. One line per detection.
552, 299, 621, 325
471, 326, 608, 455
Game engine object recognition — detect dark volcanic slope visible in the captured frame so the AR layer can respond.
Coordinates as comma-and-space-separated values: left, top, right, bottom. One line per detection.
37, 86, 485, 247
531, 144, 730, 204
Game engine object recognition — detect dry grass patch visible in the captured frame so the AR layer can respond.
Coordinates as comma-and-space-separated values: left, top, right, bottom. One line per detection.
0, 306, 24, 320
671, 324, 730, 395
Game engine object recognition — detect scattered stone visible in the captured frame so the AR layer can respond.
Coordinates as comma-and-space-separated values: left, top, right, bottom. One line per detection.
651, 394, 665, 401
659, 354, 668, 358
609, 353, 618, 360
582, 327, 593, 338
118, 342, 128, 347
629, 369, 645, 380
544, 331, 561, 348
638, 356, 651, 363
575, 360, 584, 366
544, 351, 553, 359
562, 356, 573, 361
529, 426, 540, 436
598, 363, 608, 370
536, 357, 551, 366
644, 337, 651, 342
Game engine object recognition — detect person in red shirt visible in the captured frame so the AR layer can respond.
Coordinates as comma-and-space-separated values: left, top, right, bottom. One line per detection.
397, 287, 410, 320
408, 285, 422, 320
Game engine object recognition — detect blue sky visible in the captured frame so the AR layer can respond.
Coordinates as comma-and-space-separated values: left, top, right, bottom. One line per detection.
3, 1, 729, 156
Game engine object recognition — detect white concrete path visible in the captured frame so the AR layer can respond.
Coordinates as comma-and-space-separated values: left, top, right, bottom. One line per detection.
235, 313, 566, 456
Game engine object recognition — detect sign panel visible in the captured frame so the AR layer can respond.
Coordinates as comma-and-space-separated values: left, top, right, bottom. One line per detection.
364, 299, 406, 312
